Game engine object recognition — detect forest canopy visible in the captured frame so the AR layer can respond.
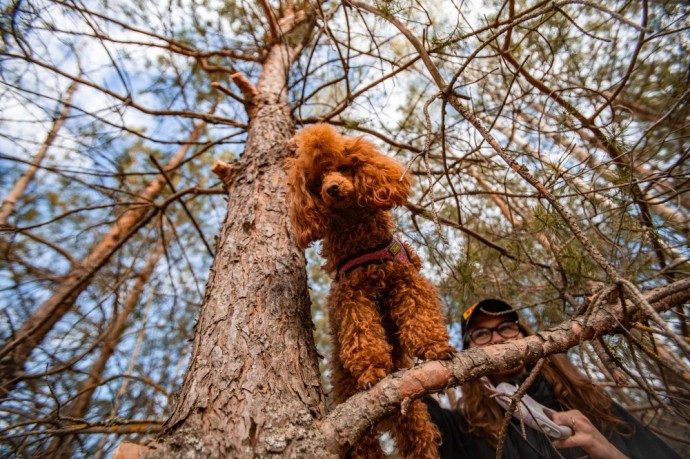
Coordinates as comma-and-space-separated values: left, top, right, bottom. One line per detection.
1, 0, 688, 457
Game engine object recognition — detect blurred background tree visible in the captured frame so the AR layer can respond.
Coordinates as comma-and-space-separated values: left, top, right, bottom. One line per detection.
0, 0, 688, 457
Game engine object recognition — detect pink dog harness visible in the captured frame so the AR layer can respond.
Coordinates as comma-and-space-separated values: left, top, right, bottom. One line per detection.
336, 236, 412, 280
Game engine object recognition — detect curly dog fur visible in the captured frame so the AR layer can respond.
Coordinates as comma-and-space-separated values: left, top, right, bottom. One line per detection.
287, 124, 455, 459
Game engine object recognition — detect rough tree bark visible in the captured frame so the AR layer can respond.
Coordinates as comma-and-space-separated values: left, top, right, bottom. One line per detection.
124, 8, 330, 458
0, 121, 207, 399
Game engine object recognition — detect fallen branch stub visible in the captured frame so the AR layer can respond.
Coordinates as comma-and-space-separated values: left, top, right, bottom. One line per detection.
211, 160, 238, 186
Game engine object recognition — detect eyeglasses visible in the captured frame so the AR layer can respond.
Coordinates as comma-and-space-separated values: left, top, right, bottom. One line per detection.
468, 321, 520, 345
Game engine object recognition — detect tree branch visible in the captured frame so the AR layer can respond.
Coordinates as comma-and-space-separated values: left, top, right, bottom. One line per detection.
257, 0, 281, 43
318, 277, 690, 454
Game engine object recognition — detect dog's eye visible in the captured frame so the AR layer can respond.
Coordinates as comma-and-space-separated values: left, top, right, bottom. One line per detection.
337, 165, 352, 174
309, 178, 322, 195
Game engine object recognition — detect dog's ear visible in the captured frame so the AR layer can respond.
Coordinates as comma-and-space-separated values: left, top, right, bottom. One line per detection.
346, 138, 411, 209
286, 158, 326, 248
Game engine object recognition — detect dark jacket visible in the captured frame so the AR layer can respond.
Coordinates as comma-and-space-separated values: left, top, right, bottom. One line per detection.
423, 375, 681, 459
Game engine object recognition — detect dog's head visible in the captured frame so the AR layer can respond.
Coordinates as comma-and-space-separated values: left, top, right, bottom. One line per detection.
286, 124, 411, 248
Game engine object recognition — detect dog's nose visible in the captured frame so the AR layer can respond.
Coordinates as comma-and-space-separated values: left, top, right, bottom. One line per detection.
326, 183, 340, 197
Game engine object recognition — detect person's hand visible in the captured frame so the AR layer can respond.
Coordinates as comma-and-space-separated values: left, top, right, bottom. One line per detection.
550, 410, 627, 459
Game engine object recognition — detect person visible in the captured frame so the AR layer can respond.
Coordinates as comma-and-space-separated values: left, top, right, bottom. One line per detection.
423, 298, 682, 459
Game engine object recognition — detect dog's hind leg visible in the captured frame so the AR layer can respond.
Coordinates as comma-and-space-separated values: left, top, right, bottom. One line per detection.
330, 345, 386, 459
347, 430, 386, 459
390, 398, 440, 459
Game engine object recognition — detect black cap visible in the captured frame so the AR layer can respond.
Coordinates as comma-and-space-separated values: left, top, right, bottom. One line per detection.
461, 299, 519, 344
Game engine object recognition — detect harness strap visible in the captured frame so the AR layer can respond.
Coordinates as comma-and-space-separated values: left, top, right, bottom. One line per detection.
336, 236, 411, 280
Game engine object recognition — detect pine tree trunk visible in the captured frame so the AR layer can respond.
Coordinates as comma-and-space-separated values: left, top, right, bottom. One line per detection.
0, 122, 206, 399
138, 10, 329, 458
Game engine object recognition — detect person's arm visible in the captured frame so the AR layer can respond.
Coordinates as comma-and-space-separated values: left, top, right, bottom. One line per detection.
550, 410, 627, 459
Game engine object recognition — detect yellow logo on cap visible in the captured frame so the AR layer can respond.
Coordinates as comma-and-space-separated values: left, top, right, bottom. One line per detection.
463, 302, 479, 321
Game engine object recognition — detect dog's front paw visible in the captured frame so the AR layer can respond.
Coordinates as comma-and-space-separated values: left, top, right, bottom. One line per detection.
356, 365, 389, 390
420, 343, 456, 361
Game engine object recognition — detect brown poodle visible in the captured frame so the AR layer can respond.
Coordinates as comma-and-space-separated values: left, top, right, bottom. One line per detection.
287, 124, 455, 459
